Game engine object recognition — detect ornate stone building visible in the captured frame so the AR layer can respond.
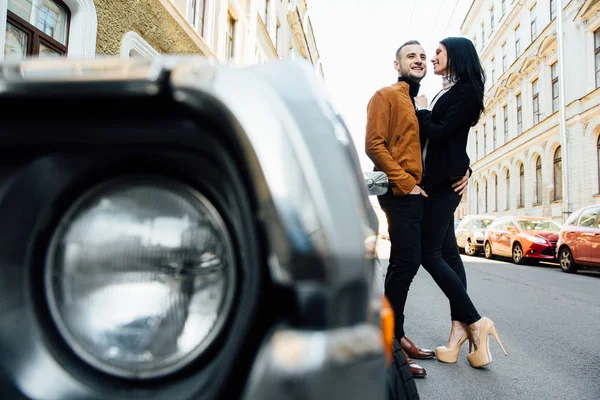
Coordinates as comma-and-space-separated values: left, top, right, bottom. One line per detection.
461, 0, 600, 223
1, 0, 323, 73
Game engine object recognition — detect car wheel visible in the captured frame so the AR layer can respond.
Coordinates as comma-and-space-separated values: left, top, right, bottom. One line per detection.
512, 243, 525, 264
484, 242, 494, 259
465, 239, 477, 256
559, 246, 578, 273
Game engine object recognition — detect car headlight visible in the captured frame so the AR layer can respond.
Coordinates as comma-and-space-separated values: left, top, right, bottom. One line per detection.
525, 235, 547, 245
45, 179, 236, 379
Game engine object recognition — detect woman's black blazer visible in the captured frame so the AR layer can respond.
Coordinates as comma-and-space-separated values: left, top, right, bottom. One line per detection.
416, 80, 481, 190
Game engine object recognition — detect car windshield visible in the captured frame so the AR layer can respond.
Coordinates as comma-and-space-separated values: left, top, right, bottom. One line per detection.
472, 219, 494, 229
515, 219, 561, 231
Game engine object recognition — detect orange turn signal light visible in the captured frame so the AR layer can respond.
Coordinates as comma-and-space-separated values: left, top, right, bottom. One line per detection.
380, 295, 395, 365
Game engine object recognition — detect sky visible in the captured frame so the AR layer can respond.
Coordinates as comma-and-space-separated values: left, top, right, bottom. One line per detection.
310, 0, 475, 170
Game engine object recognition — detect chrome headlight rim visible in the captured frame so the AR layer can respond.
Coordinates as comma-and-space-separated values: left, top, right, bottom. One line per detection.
43, 176, 238, 380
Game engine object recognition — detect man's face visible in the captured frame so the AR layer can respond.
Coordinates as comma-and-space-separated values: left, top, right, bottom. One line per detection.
394, 44, 427, 82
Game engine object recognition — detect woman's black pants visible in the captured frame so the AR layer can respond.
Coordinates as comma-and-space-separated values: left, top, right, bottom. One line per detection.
421, 187, 481, 325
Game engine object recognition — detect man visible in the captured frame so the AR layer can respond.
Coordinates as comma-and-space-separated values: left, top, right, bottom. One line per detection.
365, 41, 468, 378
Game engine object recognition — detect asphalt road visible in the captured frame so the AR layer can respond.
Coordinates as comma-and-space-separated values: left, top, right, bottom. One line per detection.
377, 241, 600, 400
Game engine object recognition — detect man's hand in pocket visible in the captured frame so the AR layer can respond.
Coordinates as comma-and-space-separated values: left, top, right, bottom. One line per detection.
409, 185, 428, 197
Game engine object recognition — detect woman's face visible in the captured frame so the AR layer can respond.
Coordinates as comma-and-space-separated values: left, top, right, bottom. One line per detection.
431, 44, 448, 76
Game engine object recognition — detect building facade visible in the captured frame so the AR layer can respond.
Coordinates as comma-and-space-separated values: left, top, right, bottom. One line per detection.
0, 0, 322, 73
461, 0, 600, 223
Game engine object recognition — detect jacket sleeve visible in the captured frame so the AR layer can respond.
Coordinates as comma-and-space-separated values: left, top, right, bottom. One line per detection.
365, 91, 416, 196
416, 83, 479, 142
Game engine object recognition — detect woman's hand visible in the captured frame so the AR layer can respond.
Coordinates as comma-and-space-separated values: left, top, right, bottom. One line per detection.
452, 169, 471, 195
414, 94, 428, 109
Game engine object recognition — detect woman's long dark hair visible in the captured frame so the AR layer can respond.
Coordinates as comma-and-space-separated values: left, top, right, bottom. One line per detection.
440, 36, 486, 125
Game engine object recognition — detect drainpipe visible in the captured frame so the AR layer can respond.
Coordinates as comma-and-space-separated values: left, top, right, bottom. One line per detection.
556, 0, 570, 220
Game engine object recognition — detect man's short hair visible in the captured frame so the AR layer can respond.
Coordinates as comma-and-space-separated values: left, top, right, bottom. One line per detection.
396, 40, 421, 60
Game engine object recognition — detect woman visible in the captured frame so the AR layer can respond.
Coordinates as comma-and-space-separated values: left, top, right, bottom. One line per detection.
414, 37, 507, 368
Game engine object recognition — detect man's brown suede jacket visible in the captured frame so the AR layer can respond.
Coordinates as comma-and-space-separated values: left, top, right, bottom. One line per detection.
365, 81, 422, 196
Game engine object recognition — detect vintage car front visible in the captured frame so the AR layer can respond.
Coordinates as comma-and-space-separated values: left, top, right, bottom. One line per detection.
0, 57, 389, 399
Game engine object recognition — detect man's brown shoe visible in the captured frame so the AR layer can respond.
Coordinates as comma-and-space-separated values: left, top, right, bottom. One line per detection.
403, 350, 427, 378
401, 336, 435, 359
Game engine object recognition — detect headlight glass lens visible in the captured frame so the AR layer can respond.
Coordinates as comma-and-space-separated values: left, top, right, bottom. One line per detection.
45, 179, 236, 379
525, 235, 547, 245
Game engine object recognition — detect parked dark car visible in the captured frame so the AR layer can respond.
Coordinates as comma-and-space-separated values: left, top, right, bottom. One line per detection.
455, 215, 495, 256
0, 57, 412, 399
557, 205, 600, 273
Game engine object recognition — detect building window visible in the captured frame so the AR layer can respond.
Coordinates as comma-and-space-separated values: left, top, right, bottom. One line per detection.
516, 93, 522, 134
494, 174, 498, 211
518, 163, 525, 208
475, 130, 479, 159
491, 58, 495, 83
550, 0, 557, 20
484, 180, 488, 213
554, 146, 563, 201
475, 182, 480, 214
506, 170, 510, 210
595, 29, 600, 88
502, 42, 507, 72
226, 13, 235, 59
530, 4, 537, 41
535, 156, 542, 204
552, 63, 559, 113
597, 136, 600, 192
481, 22, 485, 50
493, 115, 497, 150
264, 0, 271, 32
483, 125, 487, 156
532, 79, 540, 125
276, 19, 281, 54
515, 25, 521, 57
501, 0, 506, 17
191, 0, 206, 36
490, 7, 494, 31
4, 0, 70, 61
503, 105, 508, 142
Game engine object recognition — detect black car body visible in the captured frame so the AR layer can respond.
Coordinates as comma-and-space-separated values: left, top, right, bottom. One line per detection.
0, 57, 391, 399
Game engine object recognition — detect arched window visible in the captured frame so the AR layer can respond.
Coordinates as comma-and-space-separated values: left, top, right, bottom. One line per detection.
597, 136, 600, 192
506, 169, 510, 210
535, 156, 542, 205
494, 174, 498, 211
518, 164, 525, 208
4, 0, 70, 60
475, 182, 479, 214
484, 179, 488, 213
554, 146, 562, 201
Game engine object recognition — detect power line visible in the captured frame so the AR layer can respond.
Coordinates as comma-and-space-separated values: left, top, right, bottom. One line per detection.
426, 0, 447, 44
443, 0, 463, 37
406, 0, 418, 38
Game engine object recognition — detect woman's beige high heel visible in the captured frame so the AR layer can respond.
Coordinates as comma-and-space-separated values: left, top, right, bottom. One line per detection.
467, 317, 507, 368
436, 332, 469, 363
436, 321, 470, 363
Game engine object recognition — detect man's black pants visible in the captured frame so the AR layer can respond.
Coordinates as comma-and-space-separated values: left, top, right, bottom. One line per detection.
378, 190, 423, 339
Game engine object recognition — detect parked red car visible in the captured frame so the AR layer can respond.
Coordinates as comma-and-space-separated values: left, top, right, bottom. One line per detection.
556, 205, 600, 273
483, 216, 561, 264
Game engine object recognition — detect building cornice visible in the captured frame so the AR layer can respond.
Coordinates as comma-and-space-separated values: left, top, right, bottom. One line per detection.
473, 85, 600, 171
287, 4, 311, 61
484, 21, 557, 99
573, 0, 600, 22
257, 12, 278, 59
